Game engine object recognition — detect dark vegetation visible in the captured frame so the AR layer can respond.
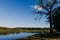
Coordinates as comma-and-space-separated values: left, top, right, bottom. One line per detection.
14, 27, 50, 30
53, 7, 60, 32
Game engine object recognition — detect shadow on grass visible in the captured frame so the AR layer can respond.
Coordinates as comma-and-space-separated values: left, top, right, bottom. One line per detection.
32, 32, 60, 38
16, 32, 60, 40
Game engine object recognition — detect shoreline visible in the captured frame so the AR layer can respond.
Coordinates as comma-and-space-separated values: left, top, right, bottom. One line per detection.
0, 27, 51, 35
16, 33, 60, 40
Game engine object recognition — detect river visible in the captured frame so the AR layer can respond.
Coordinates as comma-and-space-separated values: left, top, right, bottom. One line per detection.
0, 32, 38, 40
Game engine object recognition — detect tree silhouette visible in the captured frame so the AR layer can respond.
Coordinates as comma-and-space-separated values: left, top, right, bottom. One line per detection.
33, 0, 60, 34
53, 7, 60, 32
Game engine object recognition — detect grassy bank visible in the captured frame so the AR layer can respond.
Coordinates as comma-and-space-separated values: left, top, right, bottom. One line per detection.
16, 33, 60, 40
0, 27, 56, 35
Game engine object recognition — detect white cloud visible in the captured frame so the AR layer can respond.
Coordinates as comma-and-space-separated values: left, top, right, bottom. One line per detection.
31, 5, 43, 11
31, 5, 38, 9
33, 5, 38, 9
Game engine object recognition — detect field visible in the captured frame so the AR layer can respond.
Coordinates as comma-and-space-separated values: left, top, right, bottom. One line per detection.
0, 27, 52, 35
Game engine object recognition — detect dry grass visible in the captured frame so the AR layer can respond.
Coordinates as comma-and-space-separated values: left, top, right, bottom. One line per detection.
0, 29, 49, 35
0, 27, 56, 35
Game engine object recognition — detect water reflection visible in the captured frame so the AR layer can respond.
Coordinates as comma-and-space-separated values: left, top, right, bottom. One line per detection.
0, 32, 37, 40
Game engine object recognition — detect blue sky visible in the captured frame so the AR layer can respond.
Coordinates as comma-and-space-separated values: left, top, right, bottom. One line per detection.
0, 0, 49, 28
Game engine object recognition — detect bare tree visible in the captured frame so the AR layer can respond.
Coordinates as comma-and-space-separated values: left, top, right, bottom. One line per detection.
33, 0, 60, 34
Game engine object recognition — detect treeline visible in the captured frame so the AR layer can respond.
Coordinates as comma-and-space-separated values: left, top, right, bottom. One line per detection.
0, 27, 10, 29
14, 27, 50, 30
0, 27, 50, 30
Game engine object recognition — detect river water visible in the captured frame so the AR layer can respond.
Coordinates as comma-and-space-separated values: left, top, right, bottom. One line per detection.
0, 32, 37, 40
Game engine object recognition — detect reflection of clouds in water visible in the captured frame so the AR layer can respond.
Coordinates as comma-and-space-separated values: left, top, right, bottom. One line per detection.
0, 32, 37, 40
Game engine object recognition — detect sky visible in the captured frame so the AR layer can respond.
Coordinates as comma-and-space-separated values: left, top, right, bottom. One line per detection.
0, 0, 49, 28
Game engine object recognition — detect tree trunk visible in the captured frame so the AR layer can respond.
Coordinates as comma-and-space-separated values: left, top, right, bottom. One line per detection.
49, 11, 53, 34
50, 20, 53, 34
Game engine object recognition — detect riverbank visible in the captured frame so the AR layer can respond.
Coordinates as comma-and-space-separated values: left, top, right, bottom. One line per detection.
0, 27, 59, 40
0, 27, 51, 35
16, 33, 60, 40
